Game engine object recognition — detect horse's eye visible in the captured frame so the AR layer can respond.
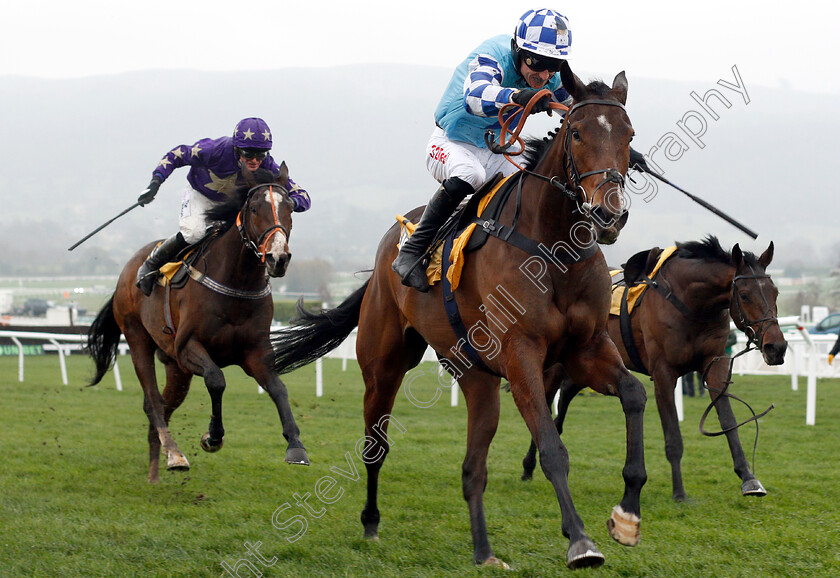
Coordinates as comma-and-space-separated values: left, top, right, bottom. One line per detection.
250, 206, 258, 214
571, 129, 581, 142
739, 292, 750, 302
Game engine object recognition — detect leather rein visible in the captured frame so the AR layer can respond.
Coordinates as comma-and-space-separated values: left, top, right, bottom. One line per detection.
484, 91, 627, 216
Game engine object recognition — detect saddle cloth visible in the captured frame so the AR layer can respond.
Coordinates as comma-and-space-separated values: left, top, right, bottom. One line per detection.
155, 247, 199, 289
395, 174, 514, 291
609, 245, 678, 316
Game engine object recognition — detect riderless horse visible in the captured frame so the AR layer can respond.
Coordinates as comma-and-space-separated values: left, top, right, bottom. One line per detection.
520, 237, 786, 501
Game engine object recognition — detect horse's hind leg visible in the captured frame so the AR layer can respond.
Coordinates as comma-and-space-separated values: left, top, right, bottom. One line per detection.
357, 299, 426, 542
706, 360, 766, 497
243, 351, 309, 466
650, 366, 688, 501
459, 372, 509, 569
123, 326, 189, 483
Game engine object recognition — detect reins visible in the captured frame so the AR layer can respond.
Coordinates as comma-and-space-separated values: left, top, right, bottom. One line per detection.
696, 263, 779, 474
484, 90, 627, 210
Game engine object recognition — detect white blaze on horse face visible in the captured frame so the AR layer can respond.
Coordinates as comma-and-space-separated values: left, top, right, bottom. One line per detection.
597, 114, 612, 133
262, 188, 290, 258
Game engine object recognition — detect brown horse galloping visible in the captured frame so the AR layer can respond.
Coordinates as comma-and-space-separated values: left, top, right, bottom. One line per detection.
521, 237, 787, 501
86, 166, 308, 483
271, 62, 644, 569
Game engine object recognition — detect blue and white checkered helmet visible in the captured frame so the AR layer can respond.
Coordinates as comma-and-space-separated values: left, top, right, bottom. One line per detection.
514, 8, 572, 59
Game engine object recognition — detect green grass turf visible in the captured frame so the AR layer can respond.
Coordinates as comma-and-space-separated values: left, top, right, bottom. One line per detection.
1, 353, 839, 576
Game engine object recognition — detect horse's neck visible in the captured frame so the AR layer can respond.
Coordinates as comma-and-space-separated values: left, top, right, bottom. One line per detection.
204, 225, 266, 288
520, 144, 587, 249
672, 260, 734, 315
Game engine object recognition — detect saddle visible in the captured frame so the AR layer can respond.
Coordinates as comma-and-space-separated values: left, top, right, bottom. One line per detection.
395, 172, 520, 290
153, 233, 219, 290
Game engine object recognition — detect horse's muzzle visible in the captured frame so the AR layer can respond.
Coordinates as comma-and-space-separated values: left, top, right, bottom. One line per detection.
762, 338, 788, 366
266, 252, 291, 277
590, 204, 628, 245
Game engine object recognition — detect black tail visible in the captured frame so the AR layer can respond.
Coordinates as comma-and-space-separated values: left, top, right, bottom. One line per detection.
271, 280, 370, 374
85, 294, 122, 386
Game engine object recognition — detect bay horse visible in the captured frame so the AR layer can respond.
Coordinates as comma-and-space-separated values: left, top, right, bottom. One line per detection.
271, 62, 645, 569
86, 166, 309, 483
520, 236, 787, 501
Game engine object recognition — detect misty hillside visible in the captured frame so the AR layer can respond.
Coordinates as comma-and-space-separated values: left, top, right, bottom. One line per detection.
1, 64, 839, 275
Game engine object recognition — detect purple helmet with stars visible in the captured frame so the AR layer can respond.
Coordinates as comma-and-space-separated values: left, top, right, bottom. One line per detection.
233, 117, 272, 149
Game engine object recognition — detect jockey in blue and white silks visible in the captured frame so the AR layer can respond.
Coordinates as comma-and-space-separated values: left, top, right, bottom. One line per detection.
392, 8, 574, 292
134, 117, 311, 296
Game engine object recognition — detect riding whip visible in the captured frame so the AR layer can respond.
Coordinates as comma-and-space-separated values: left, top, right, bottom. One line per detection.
634, 166, 759, 240
67, 201, 143, 251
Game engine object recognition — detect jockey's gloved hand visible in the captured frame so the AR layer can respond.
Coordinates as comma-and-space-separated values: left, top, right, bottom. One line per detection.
629, 147, 651, 173
511, 89, 552, 114
138, 177, 162, 206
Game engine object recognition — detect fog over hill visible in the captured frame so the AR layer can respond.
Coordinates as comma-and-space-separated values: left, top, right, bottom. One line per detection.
1, 64, 839, 275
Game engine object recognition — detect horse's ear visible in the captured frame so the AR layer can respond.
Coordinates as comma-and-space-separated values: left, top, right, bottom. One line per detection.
731, 243, 743, 268
276, 161, 289, 188
560, 60, 586, 101
758, 241, 774, 268
623, 247, 661, 286
609, 71, 628, 105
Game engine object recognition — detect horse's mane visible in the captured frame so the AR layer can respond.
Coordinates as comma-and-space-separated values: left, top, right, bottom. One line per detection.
674, 235, 761, 267
522, 80, 612, 170
203, 169, 281, 232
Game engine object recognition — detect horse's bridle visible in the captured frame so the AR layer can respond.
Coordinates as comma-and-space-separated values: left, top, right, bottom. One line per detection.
730, 264, 778, 348
236, 183, 290, 263
560, 99, 627, 213
486, 95, 628, 221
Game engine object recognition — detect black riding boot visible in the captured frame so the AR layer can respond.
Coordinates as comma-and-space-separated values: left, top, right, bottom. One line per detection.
391, 177, 474, 292
135, 232, 190, 296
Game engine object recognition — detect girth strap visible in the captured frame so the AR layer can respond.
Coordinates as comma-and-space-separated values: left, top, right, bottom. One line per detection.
619, 286, 648, 375
441, 230, 497, 375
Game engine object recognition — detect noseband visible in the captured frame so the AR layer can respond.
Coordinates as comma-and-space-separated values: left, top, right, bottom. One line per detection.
236, 183, 290, 262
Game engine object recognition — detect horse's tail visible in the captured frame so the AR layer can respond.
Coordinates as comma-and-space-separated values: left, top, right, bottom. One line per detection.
85, 294, 122, 386
271, 279, 370, 374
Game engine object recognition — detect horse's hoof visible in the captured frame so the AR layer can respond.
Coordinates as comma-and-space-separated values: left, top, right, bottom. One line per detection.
363, 529, 379, 541
285, 447, 310, 465
166, 452, 190, 471
481, 556, 511, 570
521, 472, 533, 481
200, 432, 223, 453
607, 505, 641, 546
741, 478, 767, 497
566, 537, 605, 569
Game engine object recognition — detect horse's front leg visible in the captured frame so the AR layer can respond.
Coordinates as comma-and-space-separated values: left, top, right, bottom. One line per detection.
243, 352, 309, 466
178, 340, 226, 452
563, 332, 647, 547
506, 342, 605, 569
705, 358, 767, 497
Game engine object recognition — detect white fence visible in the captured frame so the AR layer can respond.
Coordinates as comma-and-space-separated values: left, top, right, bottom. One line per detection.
3, 318, 837, 425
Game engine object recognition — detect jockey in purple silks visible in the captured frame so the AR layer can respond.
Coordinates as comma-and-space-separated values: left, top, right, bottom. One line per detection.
134, 117, 311, 296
